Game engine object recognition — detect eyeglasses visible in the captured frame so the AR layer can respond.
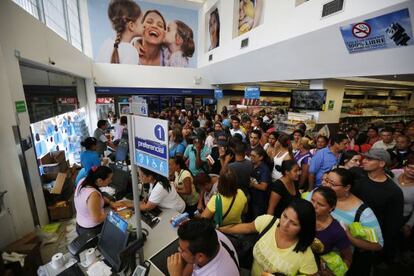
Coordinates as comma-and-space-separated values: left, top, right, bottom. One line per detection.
324, 178, 344, 187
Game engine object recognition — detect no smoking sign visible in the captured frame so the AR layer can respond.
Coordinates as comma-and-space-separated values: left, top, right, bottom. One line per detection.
352, 22, 371, 38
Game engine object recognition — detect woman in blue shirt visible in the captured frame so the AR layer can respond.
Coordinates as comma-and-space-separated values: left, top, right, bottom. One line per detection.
76, 137, 104, 185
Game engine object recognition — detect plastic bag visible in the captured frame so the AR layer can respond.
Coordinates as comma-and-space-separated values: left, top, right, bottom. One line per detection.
349, 222, 378, 243
321, 251, 348, 276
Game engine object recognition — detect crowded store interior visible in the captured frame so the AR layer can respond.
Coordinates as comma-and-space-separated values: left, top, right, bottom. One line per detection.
1, 0, 414, 275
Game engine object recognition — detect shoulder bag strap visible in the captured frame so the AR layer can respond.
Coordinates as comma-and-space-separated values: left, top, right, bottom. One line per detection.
220, 240, 239, 269
354, 203, 368, 222
258, 216, 278, 241
222, 195, 236, 220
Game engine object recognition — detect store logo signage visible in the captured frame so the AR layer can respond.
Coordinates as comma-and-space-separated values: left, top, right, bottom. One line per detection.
214, 89, 223, 99
244, 87, 260, 99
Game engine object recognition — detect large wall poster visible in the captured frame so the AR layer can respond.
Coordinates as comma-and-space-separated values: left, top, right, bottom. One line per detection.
236, 0, 264, 37
206, 4, 220, 52
88, 0, 198, 68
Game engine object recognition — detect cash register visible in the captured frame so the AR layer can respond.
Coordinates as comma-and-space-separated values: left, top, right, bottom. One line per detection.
64, 211, 147, 275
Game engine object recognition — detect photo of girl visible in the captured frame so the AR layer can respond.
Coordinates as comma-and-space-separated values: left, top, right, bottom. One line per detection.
207, 7, 220, 51
238, 0, 263, 36
91, 0, 198, 67
97, 0, 142, 64
163, 20, 195, 67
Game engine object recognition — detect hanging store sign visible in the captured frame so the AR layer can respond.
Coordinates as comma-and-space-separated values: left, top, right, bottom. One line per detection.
244, 87, 260, 99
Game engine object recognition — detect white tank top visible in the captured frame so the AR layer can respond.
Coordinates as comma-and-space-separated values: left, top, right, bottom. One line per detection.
271, 151, 289, 182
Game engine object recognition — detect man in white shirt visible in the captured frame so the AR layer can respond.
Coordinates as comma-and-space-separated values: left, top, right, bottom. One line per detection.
167, 218, 239, 276
372, 127, 396, 150
230, 116, 246, 141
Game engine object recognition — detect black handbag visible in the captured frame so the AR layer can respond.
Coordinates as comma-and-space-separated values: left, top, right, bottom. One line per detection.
225, 216, 277, 269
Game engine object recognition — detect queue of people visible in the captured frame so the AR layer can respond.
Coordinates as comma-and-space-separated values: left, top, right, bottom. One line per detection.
73, 108, 414, 275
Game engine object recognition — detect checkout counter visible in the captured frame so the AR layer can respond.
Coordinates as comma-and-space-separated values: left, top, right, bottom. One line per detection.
39, 208, 179, 276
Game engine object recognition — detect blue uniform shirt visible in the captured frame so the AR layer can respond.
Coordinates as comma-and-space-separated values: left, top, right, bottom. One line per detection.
309, 147, 340, 186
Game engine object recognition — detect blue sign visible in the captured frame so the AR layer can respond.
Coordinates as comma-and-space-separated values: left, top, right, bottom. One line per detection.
133, 116, 169, 177
340, 8, 413, 54
135, 151, 168, 176
214, 89, 223, 99
135, 137, 167, 159
154, 124, 165, 141
244, 87, 260, 99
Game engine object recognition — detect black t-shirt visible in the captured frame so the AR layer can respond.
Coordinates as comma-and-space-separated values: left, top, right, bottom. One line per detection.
210, 146, 222, 175
270, 179, 300, 218
350, 169, 404, 258
229, 159, 253, 196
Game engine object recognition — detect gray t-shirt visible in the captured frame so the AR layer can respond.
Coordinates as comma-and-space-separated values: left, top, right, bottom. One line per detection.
93, 128, 108, 156
229, 159, 253, 196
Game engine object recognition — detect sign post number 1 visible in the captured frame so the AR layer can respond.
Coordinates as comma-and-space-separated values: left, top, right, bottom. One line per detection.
133, 116, 169, 178
127, 115, 170, 264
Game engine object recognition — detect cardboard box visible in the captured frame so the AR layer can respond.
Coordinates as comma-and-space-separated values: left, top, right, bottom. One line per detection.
40, 151, 69, 182
51, 173, 67, 194
48, 200, 73, 221
41, 163, 60, 174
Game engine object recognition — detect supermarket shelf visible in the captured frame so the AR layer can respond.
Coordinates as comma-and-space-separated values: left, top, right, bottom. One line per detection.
340, 113, 414, 118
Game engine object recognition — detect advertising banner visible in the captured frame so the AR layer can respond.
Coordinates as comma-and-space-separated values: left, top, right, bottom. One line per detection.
340, 8, 413, 54
88, 0, 198, 67
133, 116, 169, 177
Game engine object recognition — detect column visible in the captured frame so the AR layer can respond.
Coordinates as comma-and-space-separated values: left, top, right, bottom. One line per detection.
309, 79, 346, 124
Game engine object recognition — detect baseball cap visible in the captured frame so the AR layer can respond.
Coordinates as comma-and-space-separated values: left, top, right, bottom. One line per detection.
364, 149, 391, 164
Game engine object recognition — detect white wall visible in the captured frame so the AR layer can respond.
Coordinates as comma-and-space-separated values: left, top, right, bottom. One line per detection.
198, 0, 414, 84
0, 0, 93, 243
199, 0, 410, 67
93, 63, 212, 88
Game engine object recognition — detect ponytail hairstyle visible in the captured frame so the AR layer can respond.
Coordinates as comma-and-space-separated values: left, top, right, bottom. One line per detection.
78, 166, 113, 195
108, 0, 141, 64
140, 167, 171, 192
170, 155, 189, 171
81, 137, 97, 150
175, 20, 195, 58
278, 134, 293, 159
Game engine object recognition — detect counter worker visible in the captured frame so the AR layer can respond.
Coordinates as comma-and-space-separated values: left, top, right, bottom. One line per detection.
94, 120, 117, 157
74, 166, 117, 235
75, 137, 108, 185
122, 167, 186, 213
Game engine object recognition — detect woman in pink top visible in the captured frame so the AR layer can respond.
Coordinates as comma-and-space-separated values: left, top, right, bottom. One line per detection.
74, 166, 113, 235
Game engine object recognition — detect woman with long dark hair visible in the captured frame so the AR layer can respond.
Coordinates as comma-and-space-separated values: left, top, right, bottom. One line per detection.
267, 160, 300, 218
74, 166, 113, 235
220, 199, 318, 275
169, 155, 198, 214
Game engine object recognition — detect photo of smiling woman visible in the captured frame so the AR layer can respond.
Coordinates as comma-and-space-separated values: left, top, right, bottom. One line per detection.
134, 9, 166, 66
90, 0, 198, 67
207, 7, 220, 51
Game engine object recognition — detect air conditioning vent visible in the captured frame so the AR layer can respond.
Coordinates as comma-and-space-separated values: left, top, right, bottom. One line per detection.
322, 0, 344, 17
